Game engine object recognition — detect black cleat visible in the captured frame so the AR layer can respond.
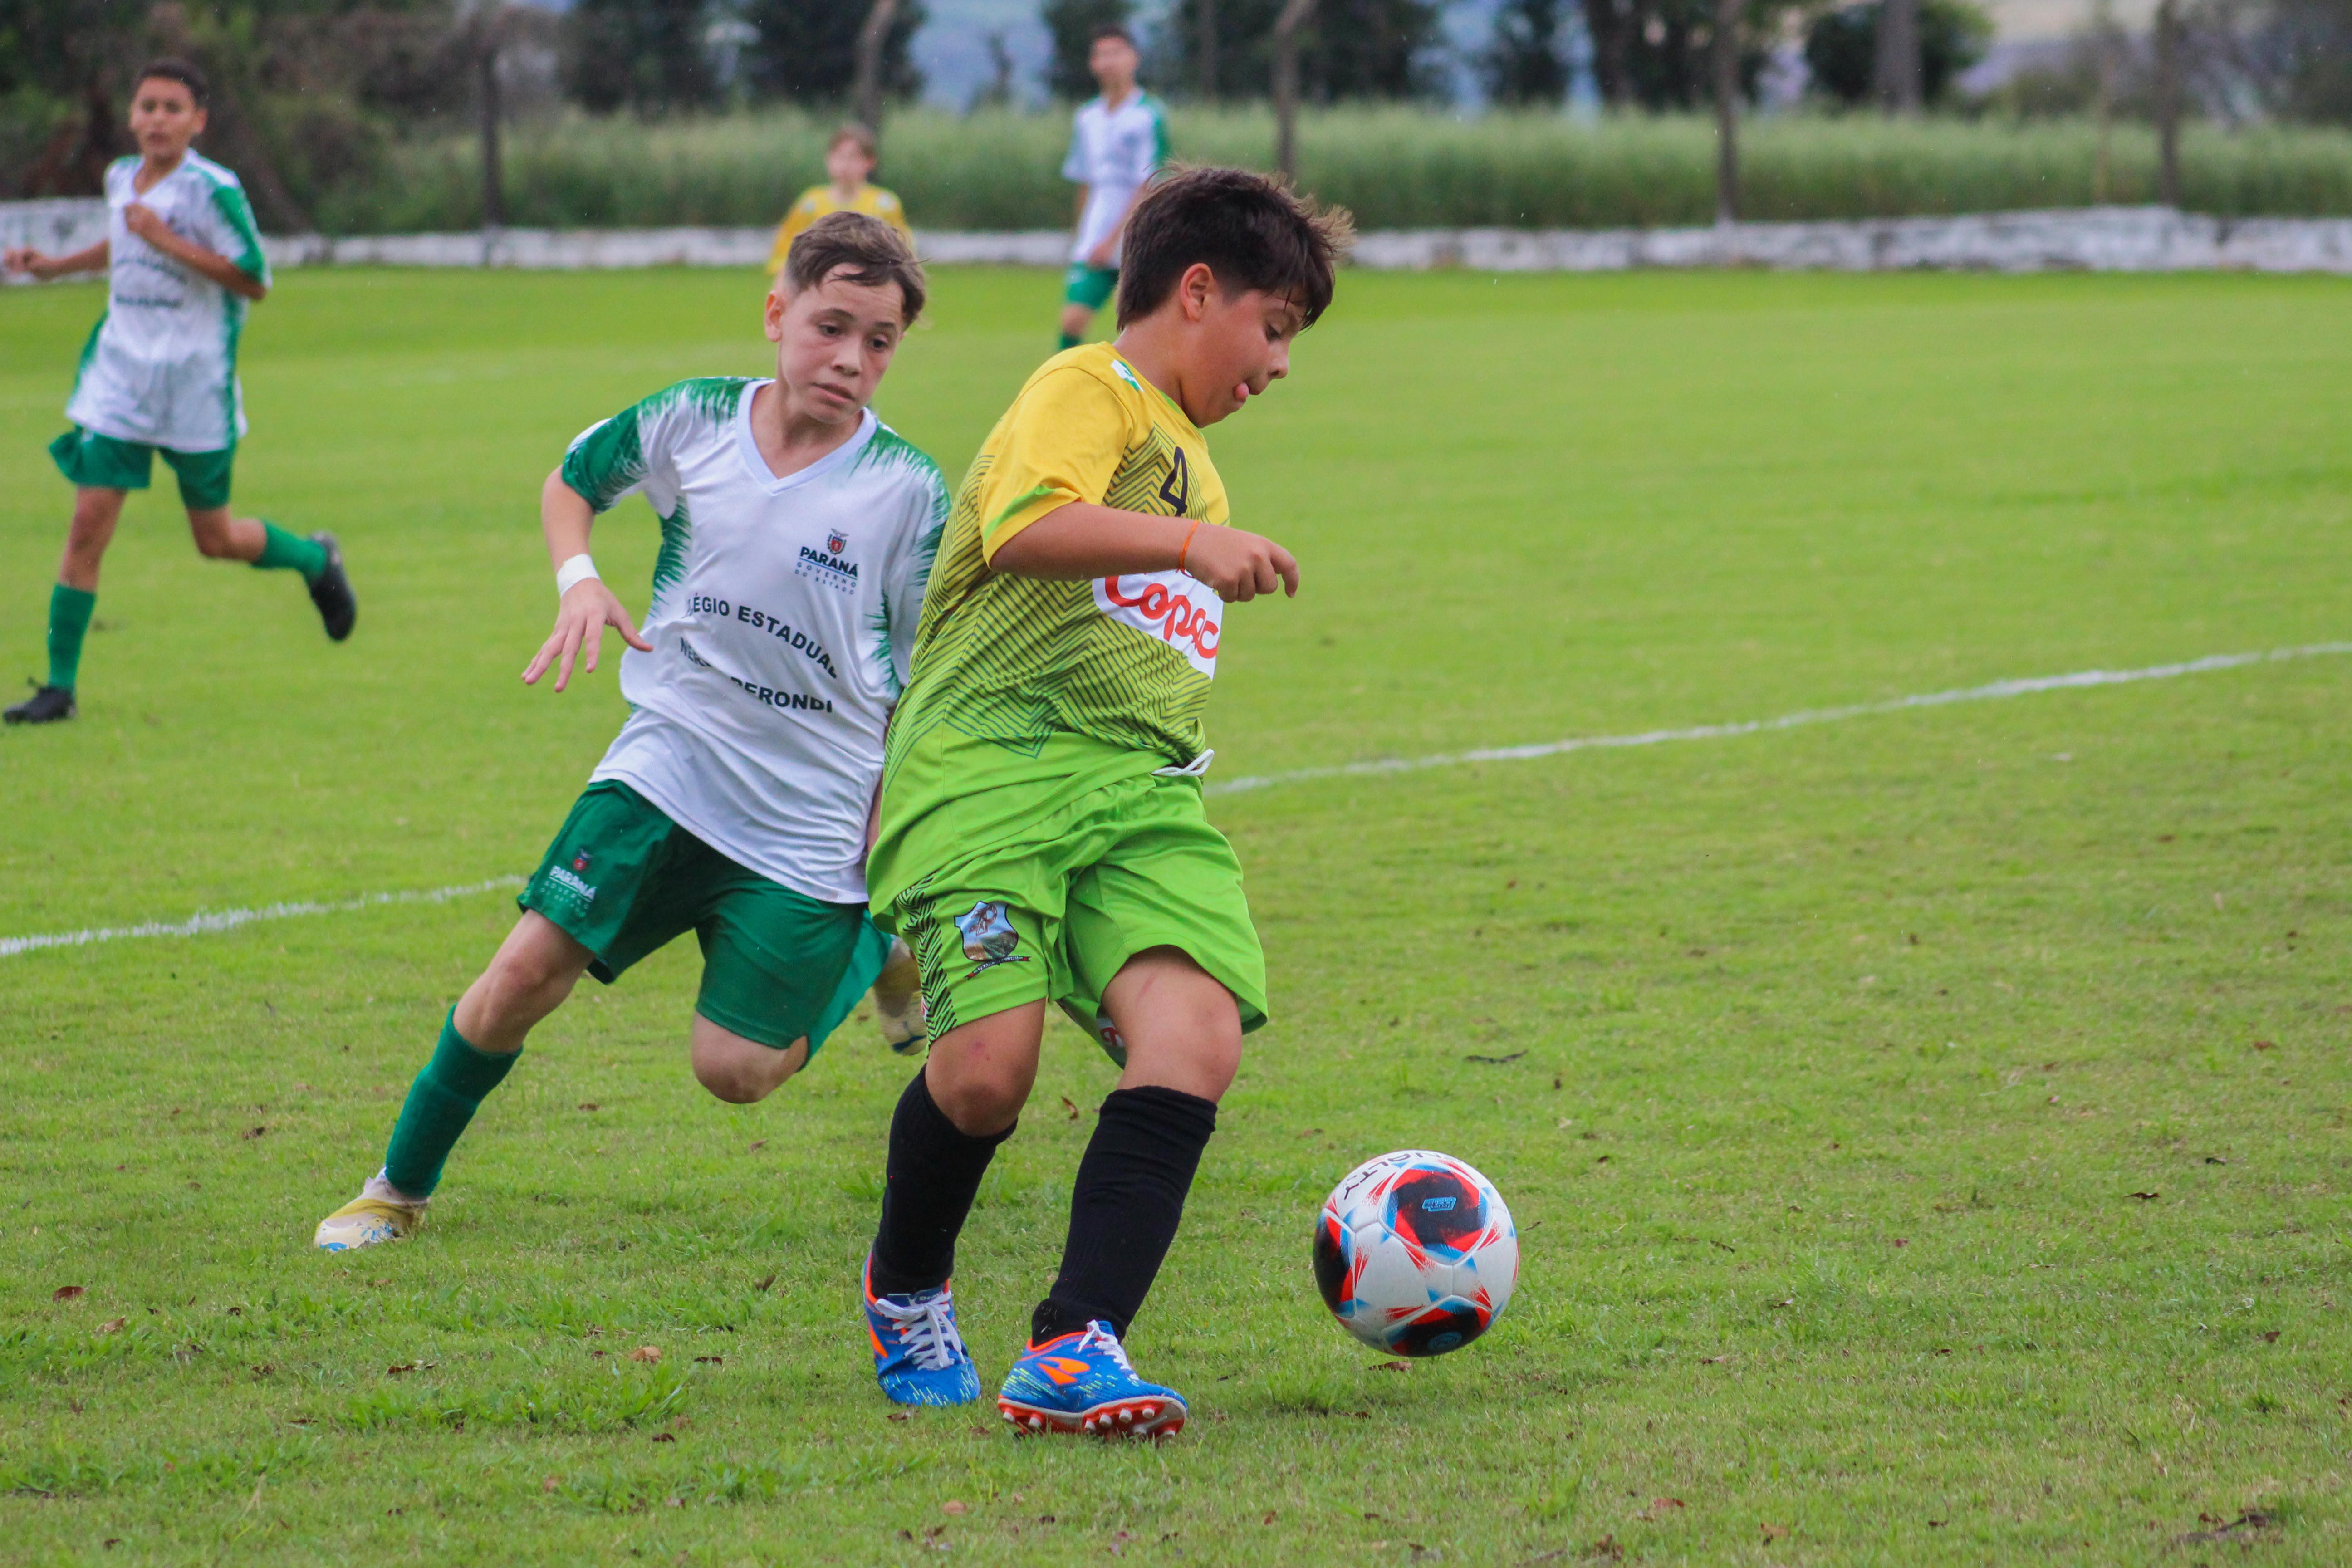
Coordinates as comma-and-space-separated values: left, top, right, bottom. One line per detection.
307, 532, 356, 642
4, 681, 76, 725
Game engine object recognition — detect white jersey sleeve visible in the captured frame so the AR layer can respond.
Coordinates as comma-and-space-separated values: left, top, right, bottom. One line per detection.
1062, 108, 1090, 184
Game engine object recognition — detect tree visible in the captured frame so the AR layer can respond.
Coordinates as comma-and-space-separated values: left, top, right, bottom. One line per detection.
1803, 0, 1990, 108
742, 0, 923, 107
1158, 0, 1454, 102
1043, 0, 1132, 101
1873, 0, 1921, 112
1480, 0, 1571, 104
563, 0, 717, 115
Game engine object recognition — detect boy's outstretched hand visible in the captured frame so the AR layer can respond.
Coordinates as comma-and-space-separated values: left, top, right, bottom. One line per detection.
523, 580, 652, 693
1181, 524, 1299, 603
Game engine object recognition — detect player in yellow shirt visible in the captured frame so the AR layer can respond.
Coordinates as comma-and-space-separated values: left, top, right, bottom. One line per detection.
854, 167, 1352, 1436
768, 124, 910, 279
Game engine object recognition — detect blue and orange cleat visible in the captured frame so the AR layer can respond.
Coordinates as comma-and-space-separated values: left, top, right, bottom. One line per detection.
863, 1256, 981, 1406
996, 1321, 1186, 1439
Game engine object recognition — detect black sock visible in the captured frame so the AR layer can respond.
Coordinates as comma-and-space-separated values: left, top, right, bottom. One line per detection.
868, 1068, 1014, 1298
1031, 1085, 1219, 1344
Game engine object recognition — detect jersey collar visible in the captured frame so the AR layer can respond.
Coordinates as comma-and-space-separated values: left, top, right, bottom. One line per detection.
733, 382, 878, 495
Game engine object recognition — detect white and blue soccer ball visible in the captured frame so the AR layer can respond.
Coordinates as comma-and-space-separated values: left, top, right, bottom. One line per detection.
1313, 1149, 1519, 1357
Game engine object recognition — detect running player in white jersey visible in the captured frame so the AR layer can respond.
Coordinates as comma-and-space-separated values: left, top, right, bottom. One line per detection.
1057, 24, 1166, 350
1, 59, 354, 727
314, 213, 945, 1251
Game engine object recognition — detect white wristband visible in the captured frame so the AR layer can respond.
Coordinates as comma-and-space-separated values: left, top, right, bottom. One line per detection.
555, 554, 600, 597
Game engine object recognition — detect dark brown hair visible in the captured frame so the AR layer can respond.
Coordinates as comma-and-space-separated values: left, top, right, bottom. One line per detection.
133, 57, 209, 109
784, 210, 926, 324
1115, 166, 1354, 330
1090, 23, 1138, 47
828, 122, 877, 159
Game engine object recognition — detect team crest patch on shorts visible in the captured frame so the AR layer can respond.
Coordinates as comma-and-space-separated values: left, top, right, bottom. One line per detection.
571, 850, 592, 873
955, 900, 1028, 974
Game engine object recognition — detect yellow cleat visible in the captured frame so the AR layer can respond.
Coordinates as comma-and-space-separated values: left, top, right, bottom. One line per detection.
313, 1196, 425, 1251
873, 937, 927, 1055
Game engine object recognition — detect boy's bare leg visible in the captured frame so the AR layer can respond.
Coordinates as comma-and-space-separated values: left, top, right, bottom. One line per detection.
691, 1015, 809, 1104
184, 505, 270, 564
923, 1000, 1047, 1135
1102, 948, 1241, 1102
315, 915, 591, 1247
60, 487, 127, 591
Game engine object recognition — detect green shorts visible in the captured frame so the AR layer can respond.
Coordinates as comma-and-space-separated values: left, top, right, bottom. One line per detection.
50, 427, 234, 510
874, 741, 1268, 1063
1063, 263, 1118, 312
519, 780, 891, 1054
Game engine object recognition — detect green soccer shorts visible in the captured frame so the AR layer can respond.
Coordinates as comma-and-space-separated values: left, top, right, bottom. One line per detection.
877, 766, 1268, 1063
520, 780, 891, 1054
50, 427, 234, 510
1062, 263, 1118, 312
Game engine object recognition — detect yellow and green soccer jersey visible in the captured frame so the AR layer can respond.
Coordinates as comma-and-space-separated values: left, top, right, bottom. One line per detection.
884, 342, 1231, 783
766, 183, 911, 275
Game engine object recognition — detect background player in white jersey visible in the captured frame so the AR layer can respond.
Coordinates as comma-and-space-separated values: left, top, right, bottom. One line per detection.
315, 213, 946, 1250
1, 59, 355, 727
1057, 25, 1166, 350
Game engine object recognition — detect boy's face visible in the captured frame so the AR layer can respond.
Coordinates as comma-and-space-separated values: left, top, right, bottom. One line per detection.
766, 266, 906, 424
128, 77, 204, 160
1089, 36, 1138, 94
825, 140, 875, 188
1174, 269, 1305, 427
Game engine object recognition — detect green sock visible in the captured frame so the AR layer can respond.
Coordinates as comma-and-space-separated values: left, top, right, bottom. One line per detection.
382, 1012, 520, 1198
252, 521, 327, 584
45, 584, 96, 692
1058, 332, 1081, 350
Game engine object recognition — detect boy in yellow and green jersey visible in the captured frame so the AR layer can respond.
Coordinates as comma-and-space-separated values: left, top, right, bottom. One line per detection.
856, 167, 1352, 1438
766, 124, 910, 281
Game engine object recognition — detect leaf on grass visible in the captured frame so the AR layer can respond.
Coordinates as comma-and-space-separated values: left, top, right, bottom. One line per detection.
242, 1125, 267, 1140
754, 1273, 777, 1292
651, 1432, 675, 1443
2261, 1330, 2281, 1343
747, 1140, 767, 1152
2205, 1156, 2228, 1165
1760, 1522, 1791, 1541
2252, 1040, 2275, 1051
628, 1345, 662, 1363
1928, 1518, 1947, 1528
1771, 1298, 1794, 1309
1060, 1096, 1080, 1121
386, 1362, 431, 1375
694, 1354, 724, 1365
1372, 1360, 1411, 1372
1262, 1511, 1278, 1525
1700, 1354, 1731, 1364
1893, 1238, 1909, 1247
1465, 1050, 1527, 1065
888, 1411, 911, 1423
578, 1102, 600, 1112
2128, 1191, 2160, 1202
95, 1318, 127, 1335
1652, 1499, 1685, 1510
53, 1285, 85, 1302
941, 1501, 968, 1515
541, 1476, 559, 1494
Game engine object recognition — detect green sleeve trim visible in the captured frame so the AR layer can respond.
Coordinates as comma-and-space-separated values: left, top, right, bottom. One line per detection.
561, 408, 647, 514
1151, 102, 1170, 167
981, 483, 1066, 555
206, 182, 270, 283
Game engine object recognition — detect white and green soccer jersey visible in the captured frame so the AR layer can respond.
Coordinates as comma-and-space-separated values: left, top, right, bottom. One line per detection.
66, 152, 270, 455
1062, 91, 1168, 265
561, 378, 947, 904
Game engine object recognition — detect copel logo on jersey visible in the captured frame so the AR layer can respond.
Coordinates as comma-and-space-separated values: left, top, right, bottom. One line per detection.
1091, 570, 1220, 678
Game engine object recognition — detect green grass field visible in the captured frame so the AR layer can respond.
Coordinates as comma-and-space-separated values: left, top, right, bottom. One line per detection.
3, 264, 2349, 1566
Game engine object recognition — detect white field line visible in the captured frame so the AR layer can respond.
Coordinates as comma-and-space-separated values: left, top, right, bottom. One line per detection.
0, 876, 524, 959
4, 642, 2345, 960
1205, 641, 2352, 796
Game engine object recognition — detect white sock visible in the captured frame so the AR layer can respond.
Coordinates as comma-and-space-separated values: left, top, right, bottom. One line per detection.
363, 1167, 428, 1207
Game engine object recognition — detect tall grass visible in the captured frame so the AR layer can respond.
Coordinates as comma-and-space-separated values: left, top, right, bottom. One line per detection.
312, 107, 2352, 235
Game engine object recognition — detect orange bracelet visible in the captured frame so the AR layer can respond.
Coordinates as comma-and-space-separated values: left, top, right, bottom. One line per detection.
1177, 518, 1202, 576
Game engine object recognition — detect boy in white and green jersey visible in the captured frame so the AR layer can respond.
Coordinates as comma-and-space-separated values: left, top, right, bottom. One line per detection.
313, 214, 946, 1256
859, 168, 1352, 1435
1, 59, 354, 726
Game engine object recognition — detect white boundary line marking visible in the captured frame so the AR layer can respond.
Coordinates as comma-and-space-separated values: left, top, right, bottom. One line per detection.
4, 642, 2345, 960
1206, 642, 2352, 796
0, 876, 524, 959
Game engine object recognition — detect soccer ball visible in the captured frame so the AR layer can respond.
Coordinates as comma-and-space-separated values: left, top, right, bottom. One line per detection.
1313, 1149, 1519, 1357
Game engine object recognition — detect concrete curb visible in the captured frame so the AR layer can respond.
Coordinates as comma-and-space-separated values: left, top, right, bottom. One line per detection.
10, 201, 2352, 277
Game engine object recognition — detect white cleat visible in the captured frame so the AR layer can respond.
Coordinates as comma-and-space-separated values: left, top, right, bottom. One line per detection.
314, 1191, 425, 1251
873, 937, 927, 1055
